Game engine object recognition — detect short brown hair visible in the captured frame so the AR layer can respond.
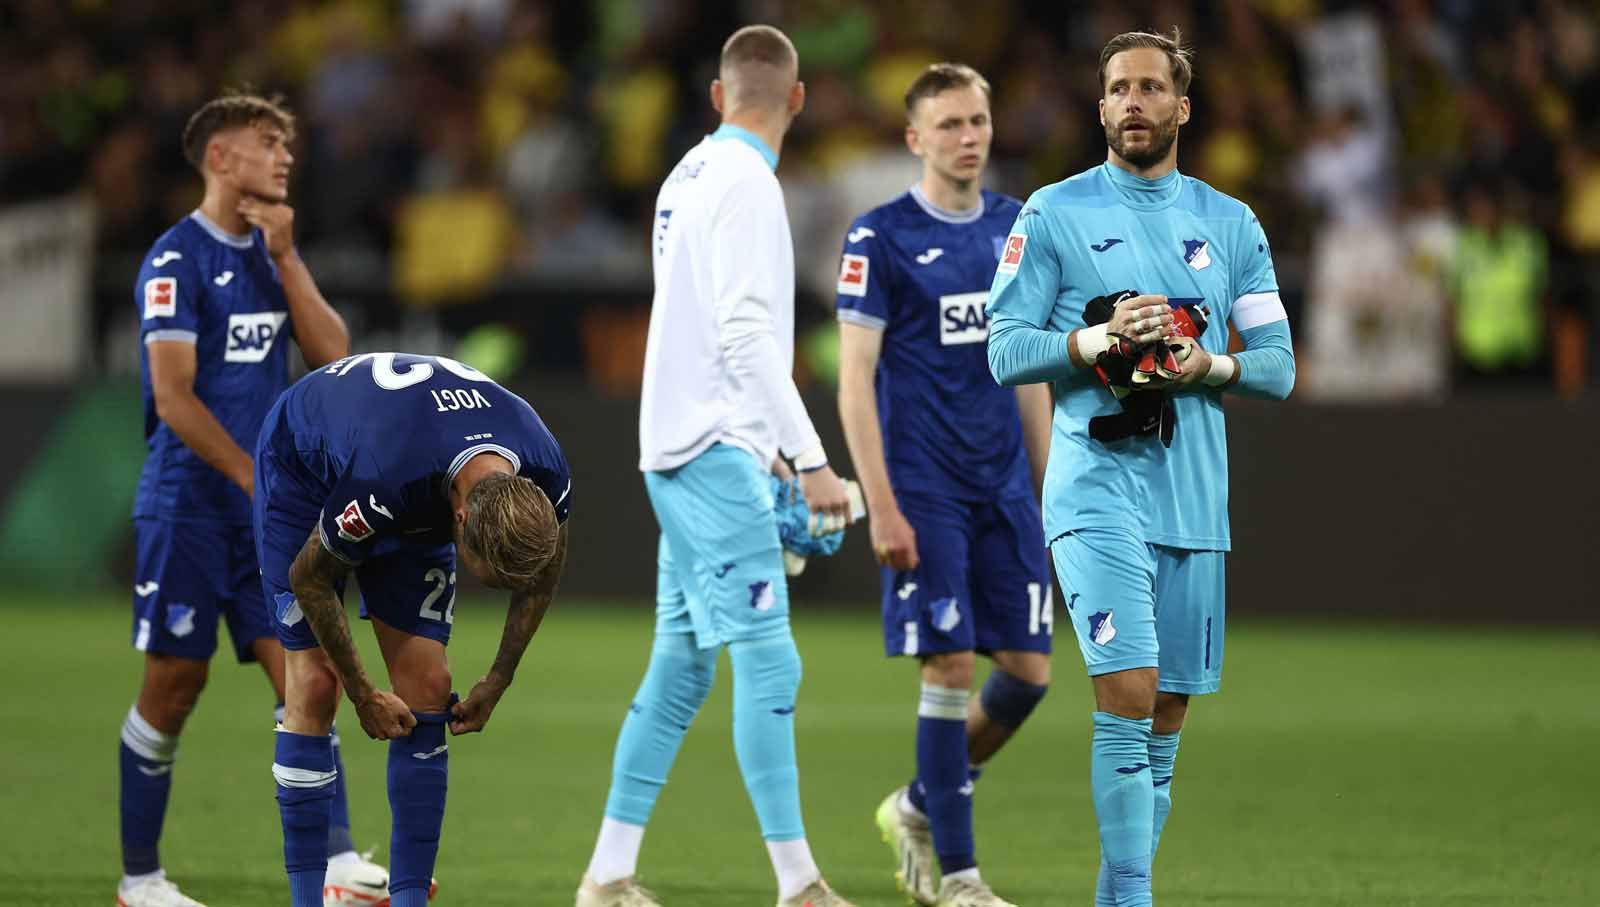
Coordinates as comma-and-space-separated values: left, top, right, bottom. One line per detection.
181, 93, 296, 172
1098, 28, 1193, 97
460, 473, 558, 589
719, 25, 798, 108
904, 62, 992, 117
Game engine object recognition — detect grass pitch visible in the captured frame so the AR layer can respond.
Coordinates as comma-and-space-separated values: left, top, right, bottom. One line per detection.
2, 597, 1596, 905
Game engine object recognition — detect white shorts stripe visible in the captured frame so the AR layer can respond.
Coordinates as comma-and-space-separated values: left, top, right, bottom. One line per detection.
1232, 291, 1288, 330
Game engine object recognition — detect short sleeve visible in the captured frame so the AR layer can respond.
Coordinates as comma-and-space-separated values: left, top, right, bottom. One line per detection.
136, 248, 203, 344
834, 218, 894, 331
317, 482, 401, 564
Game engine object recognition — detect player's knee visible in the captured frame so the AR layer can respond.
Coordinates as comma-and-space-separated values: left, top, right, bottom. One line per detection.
397, 663, 453, 713
1093, 670, 1157, 720
141, 654, 210, 729
1153, 691, 1189, 733
993, 649, 1051, 686
980, 667, 1049, 730
921, 651, 976, 690
730, 635, 801, 702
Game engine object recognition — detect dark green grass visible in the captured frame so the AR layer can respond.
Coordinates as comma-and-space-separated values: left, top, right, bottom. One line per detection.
2, 598, 1597, 905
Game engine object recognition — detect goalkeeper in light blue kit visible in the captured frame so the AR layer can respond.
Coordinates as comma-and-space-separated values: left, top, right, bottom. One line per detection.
985, 30, 1294, 907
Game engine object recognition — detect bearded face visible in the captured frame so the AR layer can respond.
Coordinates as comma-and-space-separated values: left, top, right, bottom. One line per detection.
1104, 105, 1181, 169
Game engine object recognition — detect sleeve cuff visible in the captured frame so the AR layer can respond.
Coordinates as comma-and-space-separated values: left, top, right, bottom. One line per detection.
144, 330, 198, 345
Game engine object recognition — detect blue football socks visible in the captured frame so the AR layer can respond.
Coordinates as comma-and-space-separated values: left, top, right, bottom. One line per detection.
729, 635, 805, 841
1148, 731, 1181, 858
1091, 712, 1154, 907
604, 632, 718, 825
388, 702, 453, 902
917, 683, 976, 874
327, 723, 356, 856
119, 705, 177, 876
274, 729, 337, 907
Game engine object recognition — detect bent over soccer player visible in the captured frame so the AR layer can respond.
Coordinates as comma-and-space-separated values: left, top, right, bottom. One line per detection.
835, 64, 1053, 907
576, 25, 856, 907
253, 352, 572, 907
120, 93, 369, 907
985, 31, 1294, 906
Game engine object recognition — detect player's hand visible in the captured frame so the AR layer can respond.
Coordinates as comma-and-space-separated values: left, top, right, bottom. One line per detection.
1159, 336, 1212, 387
238, 196, 295, 258
870, 506, 919, 571
797, 465, 850, 536
449, 676, 506, 735
353, 690, 417, 740
1107, 294, 1173, 347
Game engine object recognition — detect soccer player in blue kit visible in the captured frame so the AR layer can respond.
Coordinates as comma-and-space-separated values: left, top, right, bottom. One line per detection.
835, 64, 1054, 907
120, 94, 368, 907
985, 31, 1296, 906
254, 352, 571, 907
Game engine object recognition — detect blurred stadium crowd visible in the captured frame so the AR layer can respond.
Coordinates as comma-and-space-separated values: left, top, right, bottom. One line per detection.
3, 0, 1596, 398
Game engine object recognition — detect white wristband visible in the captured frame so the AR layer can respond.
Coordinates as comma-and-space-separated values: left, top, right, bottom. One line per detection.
792, 447, 828, 472
1075, 323, 1110, 363
1203, 353, 1236, 387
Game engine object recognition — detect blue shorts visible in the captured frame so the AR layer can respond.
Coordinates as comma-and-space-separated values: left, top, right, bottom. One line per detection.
644, 444, 789, 649
131, 518, 272, 663
1050, 528, 1225, 695
254, 450, 457, 651
882, 492, 1054, 658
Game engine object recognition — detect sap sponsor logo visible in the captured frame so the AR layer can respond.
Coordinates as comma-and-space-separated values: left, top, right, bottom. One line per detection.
1183, 239, 1212, 270
151, 251, 183, 267
224, 311, 288, 362
939, 291, 990, 346
749, 580, 776, 611
996, 233, 1026, 274
144, 277, 178, 318
847, 226, 876, 243
334, 499, 374, 542
837, 253, 869, 297
1087, 609, 1117, 645
165, 604, 196, 638
274, 591, 303, 628
932, 597, 962, 632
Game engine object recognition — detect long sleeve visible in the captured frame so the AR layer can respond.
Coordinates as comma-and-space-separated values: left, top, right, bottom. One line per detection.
986, 202, 1077, 386
1232, 320, 1295, 399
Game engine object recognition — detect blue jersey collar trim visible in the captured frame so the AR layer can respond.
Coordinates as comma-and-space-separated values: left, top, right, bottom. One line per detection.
188, 209, 255, 248
1100, 162, 1184, 210
909, 183, 984, 224
710, 124, 778, 170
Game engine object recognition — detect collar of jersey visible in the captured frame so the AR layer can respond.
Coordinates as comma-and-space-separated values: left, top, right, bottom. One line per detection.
188, 209, 255, 248
710, 124, 778, 171
1100, 162, 1184, 211
909, 183, 984, 224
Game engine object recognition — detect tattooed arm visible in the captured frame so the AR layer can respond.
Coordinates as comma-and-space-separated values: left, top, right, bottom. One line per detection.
287, 528, 415, 739
450, 522, 569, 735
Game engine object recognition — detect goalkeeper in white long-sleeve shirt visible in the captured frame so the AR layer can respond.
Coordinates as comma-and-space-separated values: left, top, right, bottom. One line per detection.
575, 24, 856, 907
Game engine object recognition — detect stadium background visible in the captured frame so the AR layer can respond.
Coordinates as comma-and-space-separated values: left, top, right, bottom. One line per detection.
1, 1, 1596, 904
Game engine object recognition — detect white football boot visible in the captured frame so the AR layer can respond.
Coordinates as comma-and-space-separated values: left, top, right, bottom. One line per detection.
936, 875, 1018, 907
116, 872, 207, 907
575, 876, 662, 907
323, 850, 437, 906
776, 878, 856, 907
875, 787, 938, 905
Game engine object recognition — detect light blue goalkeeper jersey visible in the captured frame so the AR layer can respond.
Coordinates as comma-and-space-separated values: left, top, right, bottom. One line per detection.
986, 162, 1295, 551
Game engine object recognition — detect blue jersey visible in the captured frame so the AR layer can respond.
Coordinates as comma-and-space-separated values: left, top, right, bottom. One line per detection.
133, 211, 293, 526
834, 187, 1030, 502
987, 163, 1295, 550
258, 352, 572, 565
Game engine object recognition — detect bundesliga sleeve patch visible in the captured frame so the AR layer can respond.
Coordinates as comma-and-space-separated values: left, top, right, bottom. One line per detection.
837, 253, 869, 297
334, 499, 374, 542
143, 277, 177, 319
996, 234, 1027, 274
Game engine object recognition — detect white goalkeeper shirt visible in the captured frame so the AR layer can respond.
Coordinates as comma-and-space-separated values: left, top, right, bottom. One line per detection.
638, 124, 825, 473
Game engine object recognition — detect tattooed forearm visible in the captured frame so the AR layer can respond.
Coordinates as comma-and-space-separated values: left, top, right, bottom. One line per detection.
288, 529, 373, 701
487, 523, 567, 687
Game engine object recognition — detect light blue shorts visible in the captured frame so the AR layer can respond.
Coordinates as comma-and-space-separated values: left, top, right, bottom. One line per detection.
1050, 528, 1226, 694
644, 444, 790, 649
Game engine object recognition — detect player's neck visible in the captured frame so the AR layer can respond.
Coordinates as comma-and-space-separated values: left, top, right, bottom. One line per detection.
919, 173, 981, 215
449, 452, 517, 512
198, 184, 250, 236
1106, 150, 1178, 181
719, 110, 786, 162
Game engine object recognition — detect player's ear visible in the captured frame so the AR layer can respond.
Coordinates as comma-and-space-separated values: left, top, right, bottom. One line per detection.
710, 79, 725, 115
1098, 98, 1107, 127
1177, 96, 1191, 127
905, 122, 921, 157
205, 133, 229, 177
788, 80, 805, 118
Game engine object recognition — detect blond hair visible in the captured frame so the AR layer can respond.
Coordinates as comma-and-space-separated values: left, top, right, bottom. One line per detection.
905, 62, 992, 117
460, 473, 558, 589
